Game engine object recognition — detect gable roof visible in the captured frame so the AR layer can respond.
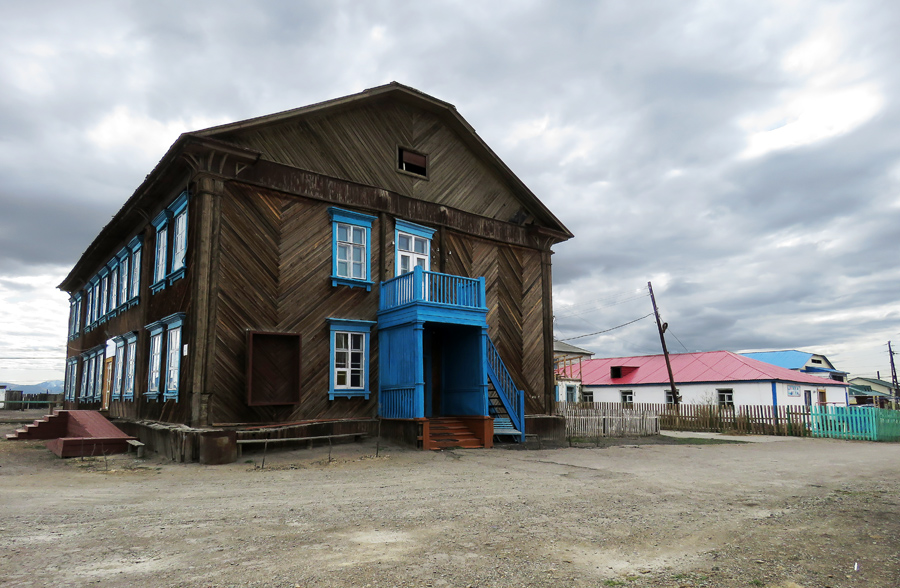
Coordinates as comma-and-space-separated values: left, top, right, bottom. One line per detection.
193, 82, 572, 239
553, 341, 594, 357
574, 351, 848, 387
58, 82, 571, 292
740, 350, 813, 370
850, 377, 898, 390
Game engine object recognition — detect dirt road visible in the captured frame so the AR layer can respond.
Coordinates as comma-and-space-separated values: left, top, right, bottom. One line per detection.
1, 433, 898, 588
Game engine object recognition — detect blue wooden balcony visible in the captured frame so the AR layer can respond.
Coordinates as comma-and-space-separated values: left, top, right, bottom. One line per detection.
378, 266, 488, 329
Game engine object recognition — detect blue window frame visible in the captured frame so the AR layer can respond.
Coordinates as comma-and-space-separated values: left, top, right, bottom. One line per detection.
145, 313, 186, 401
328, 207, 376, 291
128, 236, 142, 305
79, 352, 90, 401
111, 337, 125, 402
123, 332, 137, 401
64, 358, 78, 402
151, 192, 189, 294
327, 318, 375, 400
68, 294, 82, 339
394, 219, 435, 276
92, 351, 104, 402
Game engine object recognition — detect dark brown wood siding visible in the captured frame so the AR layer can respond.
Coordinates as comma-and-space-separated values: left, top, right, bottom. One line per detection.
216, 101, 526, 223
208, 183, 380, 425
442, 232, 548, 415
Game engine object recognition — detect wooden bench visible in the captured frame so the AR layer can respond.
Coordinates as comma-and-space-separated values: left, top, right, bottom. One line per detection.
126, 439, 145, 458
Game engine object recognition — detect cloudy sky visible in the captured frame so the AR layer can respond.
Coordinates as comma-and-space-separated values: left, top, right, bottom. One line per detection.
1, 0, 898, 384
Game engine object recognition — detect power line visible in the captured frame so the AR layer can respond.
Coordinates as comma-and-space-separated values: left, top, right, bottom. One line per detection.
559, 313, 654, 342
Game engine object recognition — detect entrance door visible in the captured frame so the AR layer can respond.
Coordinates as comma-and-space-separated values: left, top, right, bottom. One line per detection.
423, 326, 442, 417
101, 358, 114, 410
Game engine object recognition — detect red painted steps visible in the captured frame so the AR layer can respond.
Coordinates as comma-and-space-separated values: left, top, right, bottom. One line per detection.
5, 410, 136, 458
423, 417, 484, 450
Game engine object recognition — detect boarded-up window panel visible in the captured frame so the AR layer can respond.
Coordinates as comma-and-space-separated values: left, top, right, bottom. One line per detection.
247, 332, 302, 406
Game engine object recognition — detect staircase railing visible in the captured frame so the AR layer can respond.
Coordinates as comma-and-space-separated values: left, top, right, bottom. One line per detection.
484, 335, 525, 441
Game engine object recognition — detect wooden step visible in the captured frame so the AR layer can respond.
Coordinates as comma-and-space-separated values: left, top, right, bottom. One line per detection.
423, 418, 484, 450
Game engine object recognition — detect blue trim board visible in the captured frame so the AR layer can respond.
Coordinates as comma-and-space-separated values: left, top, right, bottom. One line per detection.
327, 318, 375, 400
328, 207, 376, 291
395, 219, 436, 240
771, 382, 778, 408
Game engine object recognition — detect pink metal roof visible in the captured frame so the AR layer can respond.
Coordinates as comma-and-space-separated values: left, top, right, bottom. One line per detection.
568, 351, 849, 387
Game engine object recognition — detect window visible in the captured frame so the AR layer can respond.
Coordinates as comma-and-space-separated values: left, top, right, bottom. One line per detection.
67, 294, 82, 339
395, 219, 435, 276
164, 320, 183, 401
665, 389, 679, 404
111, 337, 126, 402
79, 353, 90, 401
99, 270, 109, 319
328, 208, 376, 290
398, 147, 427, 177
151, 191, 189, 293
92, 352, 105, 402
327, 318, 375, 400
581, 389, 594, 403
109, 265, 118, 311
118, 254, 129, 304
566, 385, 577, 402
811, 358, 823, 364
611, 366, 622, 379
64, 358, 78, 402
171, 207, 187, 273
123, 334, 137, 401
717, 389, 734, 408
147, 327, 163, 396
621, 390, 634, 405
152, 222, 168, 291
129, 237, 142, 301
145, 313, 185, 401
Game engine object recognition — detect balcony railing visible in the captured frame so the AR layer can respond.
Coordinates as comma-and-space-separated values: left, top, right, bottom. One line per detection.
380, 266, 486, 312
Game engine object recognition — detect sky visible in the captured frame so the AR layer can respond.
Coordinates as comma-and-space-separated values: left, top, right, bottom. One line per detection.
1, 0, 899, 384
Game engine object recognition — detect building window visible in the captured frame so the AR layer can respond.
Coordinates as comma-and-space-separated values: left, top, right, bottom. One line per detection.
328, 208, 376, 290
111, 339, 125, 402
147, 328, 163, 396
145, 313, 185, 401
93, 352, 105, 402
717, 389, 734, 408
79, 353, 90, 401
398, 147, 427, 177
67, 294, 82, 339
581, 389, 594, 403
394, 219, 435, 276
327, 318, 375, 400
99, 270, 109, 319
621, 390, 634, 405
566, 385, 577, 402
151, 191, 189, 294
123, 334, 137, 401
108, 265, 118, 312
665, 389, 679, 404
163, 317, 184, 401
64, 358, 78, 402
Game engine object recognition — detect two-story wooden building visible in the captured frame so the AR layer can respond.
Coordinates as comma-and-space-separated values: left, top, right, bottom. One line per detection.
59, 83, 572, 453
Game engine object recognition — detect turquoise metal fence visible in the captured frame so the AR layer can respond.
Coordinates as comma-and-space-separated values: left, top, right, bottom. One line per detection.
809, 406, 900, 442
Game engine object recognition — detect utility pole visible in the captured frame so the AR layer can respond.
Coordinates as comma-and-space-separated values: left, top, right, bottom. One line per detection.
648, 281, 680, 404
889, 341, 899, 410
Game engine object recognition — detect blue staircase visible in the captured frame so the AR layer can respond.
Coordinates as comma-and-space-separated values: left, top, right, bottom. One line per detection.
485, 335, 525, 442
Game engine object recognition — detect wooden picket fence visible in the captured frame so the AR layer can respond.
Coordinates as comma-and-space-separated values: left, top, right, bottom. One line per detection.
558, 402, 660, 438
557, 402, 900, 441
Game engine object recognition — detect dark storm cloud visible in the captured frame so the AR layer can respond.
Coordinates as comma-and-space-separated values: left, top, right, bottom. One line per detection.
1, 0, 898, 380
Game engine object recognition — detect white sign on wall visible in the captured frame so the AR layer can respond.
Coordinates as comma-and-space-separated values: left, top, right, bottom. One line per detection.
787, 385, 801, 397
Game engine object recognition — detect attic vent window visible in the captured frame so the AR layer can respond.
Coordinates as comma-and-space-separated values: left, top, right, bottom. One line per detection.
398, 148, 427, 177
611, 366, 622, 379
810, 359, 822, 364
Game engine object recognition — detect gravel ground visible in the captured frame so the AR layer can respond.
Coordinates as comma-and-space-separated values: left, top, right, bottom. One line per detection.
1, 428, 899, 588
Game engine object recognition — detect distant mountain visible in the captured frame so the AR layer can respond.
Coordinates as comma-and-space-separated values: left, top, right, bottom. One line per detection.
0, 380, 64, 396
